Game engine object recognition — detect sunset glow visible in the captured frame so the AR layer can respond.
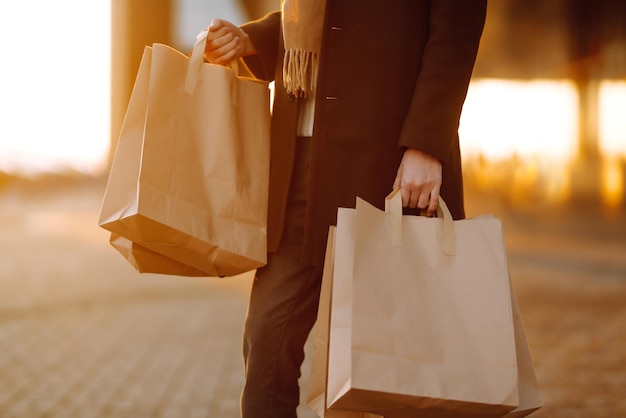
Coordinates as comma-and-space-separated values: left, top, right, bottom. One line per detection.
599, 81, 626, 157
0, 2, 623, 210
0, 1, 111, 175
459, 79, 579, 161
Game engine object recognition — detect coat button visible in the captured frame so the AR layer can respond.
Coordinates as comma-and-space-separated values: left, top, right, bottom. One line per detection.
288, 93, 295, 102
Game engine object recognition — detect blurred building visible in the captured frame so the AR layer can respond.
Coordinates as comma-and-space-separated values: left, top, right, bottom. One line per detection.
108, 0, 626, 210
462, 0, 626, 209
0, 1, 623, 210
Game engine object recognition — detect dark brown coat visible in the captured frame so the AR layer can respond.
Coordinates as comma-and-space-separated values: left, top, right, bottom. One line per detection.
242, 0, 487, 265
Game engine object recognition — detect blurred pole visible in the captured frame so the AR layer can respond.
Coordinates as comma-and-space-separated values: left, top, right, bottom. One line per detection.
567, 0, 601, 161
567, 0, 603, 203
239, 0, 279, 20
110, 0, 172, 169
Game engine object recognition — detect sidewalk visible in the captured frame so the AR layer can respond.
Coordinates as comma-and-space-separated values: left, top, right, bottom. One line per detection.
0, 179, 624, 417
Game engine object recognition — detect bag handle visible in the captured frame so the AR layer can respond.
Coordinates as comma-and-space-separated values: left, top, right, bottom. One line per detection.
384, 189, 456, 255
185, 29, 239, 95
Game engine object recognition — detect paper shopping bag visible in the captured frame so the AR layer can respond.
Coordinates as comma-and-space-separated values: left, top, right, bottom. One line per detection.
308, 226, 541, 418
109, 234, 208, 277
306, 226, 384, 418
99, 30, 270, 277
325, 191, 523, 417
504, 288, 542, 417
307, 227, 336, 417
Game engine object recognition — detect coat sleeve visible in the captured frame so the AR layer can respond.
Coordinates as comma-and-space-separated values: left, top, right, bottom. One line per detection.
398, 0, 487, 162
239, 11, 282, 82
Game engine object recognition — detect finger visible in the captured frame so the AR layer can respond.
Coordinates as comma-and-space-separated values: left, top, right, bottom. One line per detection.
206, 31, 234, 51
207, 37, 239, 64
206, 28, 228, 46
408, 189, 422, 209
208, 18, 223, 31
221, 38, 242, 62
216, 47, 239, 64
400, 187, 410, 208
416, 191, 430, 209
426, 191, 439, 216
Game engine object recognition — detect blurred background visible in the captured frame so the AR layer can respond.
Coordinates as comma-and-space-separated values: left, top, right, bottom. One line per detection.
1, 0, 625, 209
0, 1, 624, 417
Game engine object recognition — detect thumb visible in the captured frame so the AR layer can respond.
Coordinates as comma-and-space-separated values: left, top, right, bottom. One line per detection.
209, 18, 222, 31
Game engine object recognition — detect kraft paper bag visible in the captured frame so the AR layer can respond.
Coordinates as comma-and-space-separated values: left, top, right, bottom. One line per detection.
308, 227, 541, 418
307, 227, 336, 417
306, 226, 384, 418
99, 30, 270, 277
504, 288, 542, 417
325, 191, 523, 417
109, 233, 208, 277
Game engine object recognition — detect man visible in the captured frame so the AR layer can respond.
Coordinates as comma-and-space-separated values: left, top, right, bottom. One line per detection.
204, 1, 487, 416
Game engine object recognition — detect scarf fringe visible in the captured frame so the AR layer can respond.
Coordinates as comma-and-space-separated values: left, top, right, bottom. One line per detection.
283, 49, 319, 98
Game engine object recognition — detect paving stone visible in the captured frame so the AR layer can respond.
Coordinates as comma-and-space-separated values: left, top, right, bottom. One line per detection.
0, 184, 625, 417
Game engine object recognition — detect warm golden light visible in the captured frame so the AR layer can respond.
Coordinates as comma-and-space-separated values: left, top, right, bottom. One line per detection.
599, 81, 626, 157
460, 79, 579, 161
460, 78, 626, 207
0, 1, 111, 175
598, 81, 626, 207
601, 158, 624, 208
459, 79, 579, 204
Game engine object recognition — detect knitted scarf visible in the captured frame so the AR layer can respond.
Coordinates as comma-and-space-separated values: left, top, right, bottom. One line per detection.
281, 0, 327, 98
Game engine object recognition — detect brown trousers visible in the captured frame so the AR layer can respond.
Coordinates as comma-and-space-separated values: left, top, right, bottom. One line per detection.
241, 138, 324, 418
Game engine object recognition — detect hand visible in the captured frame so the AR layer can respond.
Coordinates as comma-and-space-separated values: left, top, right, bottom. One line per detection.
392, 148, 442, 215
204, 19, 255, 65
